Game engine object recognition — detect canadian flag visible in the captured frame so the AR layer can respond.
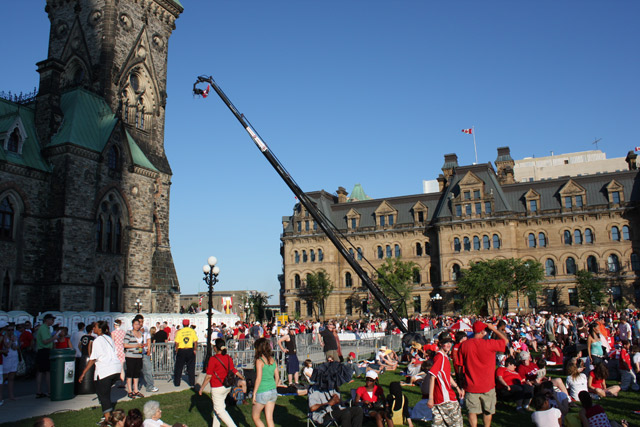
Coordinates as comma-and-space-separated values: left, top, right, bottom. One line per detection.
202, 84, 210, 98
635, 146, 640, 152
461, 128, 473, 135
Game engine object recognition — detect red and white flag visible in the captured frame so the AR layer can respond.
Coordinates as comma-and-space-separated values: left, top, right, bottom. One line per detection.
635, 146, 640, 152
202, 84, 210, 98
461, 128, 473, 135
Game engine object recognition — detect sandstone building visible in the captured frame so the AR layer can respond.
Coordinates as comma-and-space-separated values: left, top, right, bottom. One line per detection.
0, 0, 183, 313
280, 148, 640, 317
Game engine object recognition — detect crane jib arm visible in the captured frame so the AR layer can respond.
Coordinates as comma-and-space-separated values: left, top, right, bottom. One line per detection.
193, 75, 408, 333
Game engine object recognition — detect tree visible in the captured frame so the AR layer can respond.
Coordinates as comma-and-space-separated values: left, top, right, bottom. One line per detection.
456, 258, 544, 315
248, 291, 270, 322
374, 258, 418, 318
575, 270, 607, 312
306, 270, 333, 320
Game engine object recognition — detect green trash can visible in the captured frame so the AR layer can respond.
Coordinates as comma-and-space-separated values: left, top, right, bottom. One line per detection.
50, 348, 76, 401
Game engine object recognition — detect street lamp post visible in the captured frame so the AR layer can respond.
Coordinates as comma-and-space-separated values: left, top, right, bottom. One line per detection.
432, 293, 443, 315
244, 301, 250, 323
202, 256, 220, 372
135, 298, 142, 313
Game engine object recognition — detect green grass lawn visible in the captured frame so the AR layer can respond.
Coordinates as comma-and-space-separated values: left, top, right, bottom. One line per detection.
6, 368, 639, 427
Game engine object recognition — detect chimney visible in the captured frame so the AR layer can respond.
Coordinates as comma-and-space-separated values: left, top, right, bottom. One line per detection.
441, 153, 458, 182
437, 174, 447, 192
336, 187, 348, 203
495, 146, 515, 185
626, 151, 637, 170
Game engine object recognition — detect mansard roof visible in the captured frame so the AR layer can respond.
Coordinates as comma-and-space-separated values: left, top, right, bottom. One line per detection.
0, 98, 51, 172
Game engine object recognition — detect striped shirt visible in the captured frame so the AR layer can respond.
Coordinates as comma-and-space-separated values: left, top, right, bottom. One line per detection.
124, 330, 144, 358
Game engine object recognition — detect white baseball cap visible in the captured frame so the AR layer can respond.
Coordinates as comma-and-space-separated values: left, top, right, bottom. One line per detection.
366, 370, 378, 380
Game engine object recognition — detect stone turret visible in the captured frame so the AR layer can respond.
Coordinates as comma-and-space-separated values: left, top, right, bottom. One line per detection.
495, 146, 515, 184
441, 153, 458, 185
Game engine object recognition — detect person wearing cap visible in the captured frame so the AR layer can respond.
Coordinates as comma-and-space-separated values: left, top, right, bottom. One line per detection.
458, 320, 508, 427
278, 327, 300, 386
173, 319, 197, 387
354, 370, 390, 427
35, 314, 61, 398
428, 332, 464, 427
309, 382, 363, 427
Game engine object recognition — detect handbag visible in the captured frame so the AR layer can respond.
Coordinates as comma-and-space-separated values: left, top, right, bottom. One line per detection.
213, 355, 237, 388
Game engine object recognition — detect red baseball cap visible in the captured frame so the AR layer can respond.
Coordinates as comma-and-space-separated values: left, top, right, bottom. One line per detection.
349, 352, 356, 359
472, 321, 488, 333
182, 319, 190, 326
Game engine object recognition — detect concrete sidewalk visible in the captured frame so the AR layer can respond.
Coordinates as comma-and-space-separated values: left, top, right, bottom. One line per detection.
0, 373, 202, 424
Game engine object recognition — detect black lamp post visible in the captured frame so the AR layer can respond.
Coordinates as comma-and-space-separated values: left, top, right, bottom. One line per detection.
202, 256, 220, 372
135, 298, 142, 313
432, 293, 442, 315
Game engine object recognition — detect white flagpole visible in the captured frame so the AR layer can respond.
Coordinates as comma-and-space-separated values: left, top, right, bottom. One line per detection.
472, 125, 478, 164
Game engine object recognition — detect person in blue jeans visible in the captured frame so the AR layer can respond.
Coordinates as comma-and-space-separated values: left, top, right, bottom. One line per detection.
252, 338, 281, 427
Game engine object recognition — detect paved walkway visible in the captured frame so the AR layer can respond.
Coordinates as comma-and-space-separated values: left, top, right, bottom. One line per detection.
0, 373, 200, 424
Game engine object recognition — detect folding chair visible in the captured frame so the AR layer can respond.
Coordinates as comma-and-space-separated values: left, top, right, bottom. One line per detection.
307, 411, 339, 427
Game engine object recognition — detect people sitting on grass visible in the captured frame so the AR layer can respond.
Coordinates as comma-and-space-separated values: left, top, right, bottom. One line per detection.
588, 363, 620, 398
534, 381, 569, 418
376, 346, 398, 371
545, 341, 564, 366
308, 384, 363, 427
124, 408, 143, 427
530, 393, 562, 427
386, 381, 414, 427
302, 359, 314, 383
102, 410, 125, 427
565, 357, 589, 402
578, 390, 628, 427
142, 401, 172, 427
354, 371, 392, 427
495, 356, 533, 413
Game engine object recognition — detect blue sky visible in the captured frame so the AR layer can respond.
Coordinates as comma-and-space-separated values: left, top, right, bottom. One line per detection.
1, 1, 639, 304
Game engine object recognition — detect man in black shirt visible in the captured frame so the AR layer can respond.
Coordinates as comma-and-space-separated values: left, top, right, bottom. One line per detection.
153, 328, 168, 343
319, 323, 339, 361
278, 328, 300, 385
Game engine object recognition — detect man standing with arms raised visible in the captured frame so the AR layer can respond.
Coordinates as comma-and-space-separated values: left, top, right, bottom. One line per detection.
459, 320, 508, 427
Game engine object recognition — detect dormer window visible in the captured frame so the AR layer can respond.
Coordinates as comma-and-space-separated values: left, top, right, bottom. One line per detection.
346, 208, 361, 231
7, 129, 20, 153
2, 120, 27, 155
558, 179, 586, 211
606, 181, 624, 205
375, 201, 397, 228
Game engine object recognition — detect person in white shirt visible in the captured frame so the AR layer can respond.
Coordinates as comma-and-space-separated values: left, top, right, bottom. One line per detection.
142, 400, 172, 427
70, 323, 84, 358
565, 357, 588, 402
618, 317, 632, 342
78, 321, 122, 425
530, 394, 561, 427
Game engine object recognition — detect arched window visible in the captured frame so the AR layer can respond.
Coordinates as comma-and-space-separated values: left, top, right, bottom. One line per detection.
538, 232, 547, 247
566, 257, 576, 275
574, 230, 582, 245
109, 279, 119, 312
631, 253, 640, 271
425, 241, 431, 255
7, 128, 20, 153
386, 245, 392, 258
294, 274, 301, 289
310, 249, 315, 262
345, 272, 353, 288
611, 226, 620, 241
493, 234, 501, 249
106, 218, 113, 251
528, 233, 536, 248
622, 225, 631, 241
357, 248, 363, 260
0, 198, 14, 240
608, 254, 620, 272
454, 238, 461, 253
97, 195, 126, 254
394, 244, 401, 258
95, 278, 105, 311
545, 259, 556, 276
413, 268, 421, 284
564, 230, 572, 245
107, 146, 119, 171
302, 250, 308, 262
96, 218, 103, 250
463, 237, 471, 251
585, 228, 593, 244
473, 236, 480, 250
377, 246, 383, 259
452, 264, 461, 281
587, 256, 598, 273
483, 235, 490, 250
318, 249, 324, 262
416, 243, 423, 257
349, 248, 355, 258
294, 251, 300, 263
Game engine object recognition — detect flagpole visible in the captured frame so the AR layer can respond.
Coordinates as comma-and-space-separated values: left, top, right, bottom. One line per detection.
473, 125, 478, 164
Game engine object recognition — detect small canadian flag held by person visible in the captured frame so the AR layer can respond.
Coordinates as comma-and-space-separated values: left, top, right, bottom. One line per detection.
462, 128, 473, 134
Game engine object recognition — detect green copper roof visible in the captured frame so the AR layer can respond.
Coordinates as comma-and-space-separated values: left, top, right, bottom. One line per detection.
126, 130, 158, 172
0, 99, 51, 172
348, 183, 371, 202
49, 88, 118, 152
173, 0, 183, 7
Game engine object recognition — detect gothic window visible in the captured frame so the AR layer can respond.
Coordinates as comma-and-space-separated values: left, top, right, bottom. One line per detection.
528, 233, 536, 248
492, 234, 501, 249
463, 237, 470, 251
318, 249, 323, 262
452, 264, 461, 281
7, 128, 20, 153
294, 251, 300, 263
310, 249, 315, 262
95, 278, 105, 311
574, 230, 582, 245
611, 226, 620, 241
545, 259, 556, 276
483, 235, 490, 250
97, 195, 125, 254
631, 253, 640, 271
454, 238, 461, 253
345, 272, 353, 288
96, 218, 103, 250
623, 225, 631, 241
566, 257, 577, 275
386, 245, 392, 258
538, 232, 547, 248
394, 244, 401, 257
0, 198, 14, 240
607, 254, 620, 272
377, 246, 383, 259
473, 236, 480, 250
122, 68, 153, 131
109, 279, 119, 312
357, 248, 363, 260
587, 256, 598, 273
294, 274, 301, 289
585, 228, 593, 244
416, 243, 423, 257
107, 146, 120, 171
106, 218, 113, 251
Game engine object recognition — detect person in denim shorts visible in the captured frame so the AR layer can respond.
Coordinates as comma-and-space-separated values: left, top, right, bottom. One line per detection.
252, 338, 280, 427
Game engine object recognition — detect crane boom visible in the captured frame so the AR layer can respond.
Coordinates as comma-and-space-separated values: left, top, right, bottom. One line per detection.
193, 75, 408, 333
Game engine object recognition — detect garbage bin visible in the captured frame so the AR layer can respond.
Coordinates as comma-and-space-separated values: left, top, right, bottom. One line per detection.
50, 348, 76, 401
75, 355, 96, 395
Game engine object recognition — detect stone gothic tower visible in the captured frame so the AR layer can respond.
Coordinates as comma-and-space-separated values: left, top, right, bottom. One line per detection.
0, 0, 183, 314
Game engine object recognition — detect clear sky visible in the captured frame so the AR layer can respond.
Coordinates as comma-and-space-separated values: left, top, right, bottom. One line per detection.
1, 1, 639, 304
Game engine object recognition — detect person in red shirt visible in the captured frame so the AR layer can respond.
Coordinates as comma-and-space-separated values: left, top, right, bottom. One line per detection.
354, 370, 389, 427
516, 351, 539, 383
587, 363, 620, 398
428, 332, 464, 427
459, 320, 508, 427
619, 340, 639, 391
452, 331, 468, 389
495, 357, 533, 412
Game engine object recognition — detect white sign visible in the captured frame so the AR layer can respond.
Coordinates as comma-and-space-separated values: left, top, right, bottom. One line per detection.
64, 361, 75, 384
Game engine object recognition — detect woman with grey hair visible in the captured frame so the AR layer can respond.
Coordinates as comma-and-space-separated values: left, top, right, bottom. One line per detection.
142, 400, 171, 427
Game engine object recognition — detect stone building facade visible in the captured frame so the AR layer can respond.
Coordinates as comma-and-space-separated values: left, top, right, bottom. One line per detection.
0, 0, 184, 313
280, 147, 640, 318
